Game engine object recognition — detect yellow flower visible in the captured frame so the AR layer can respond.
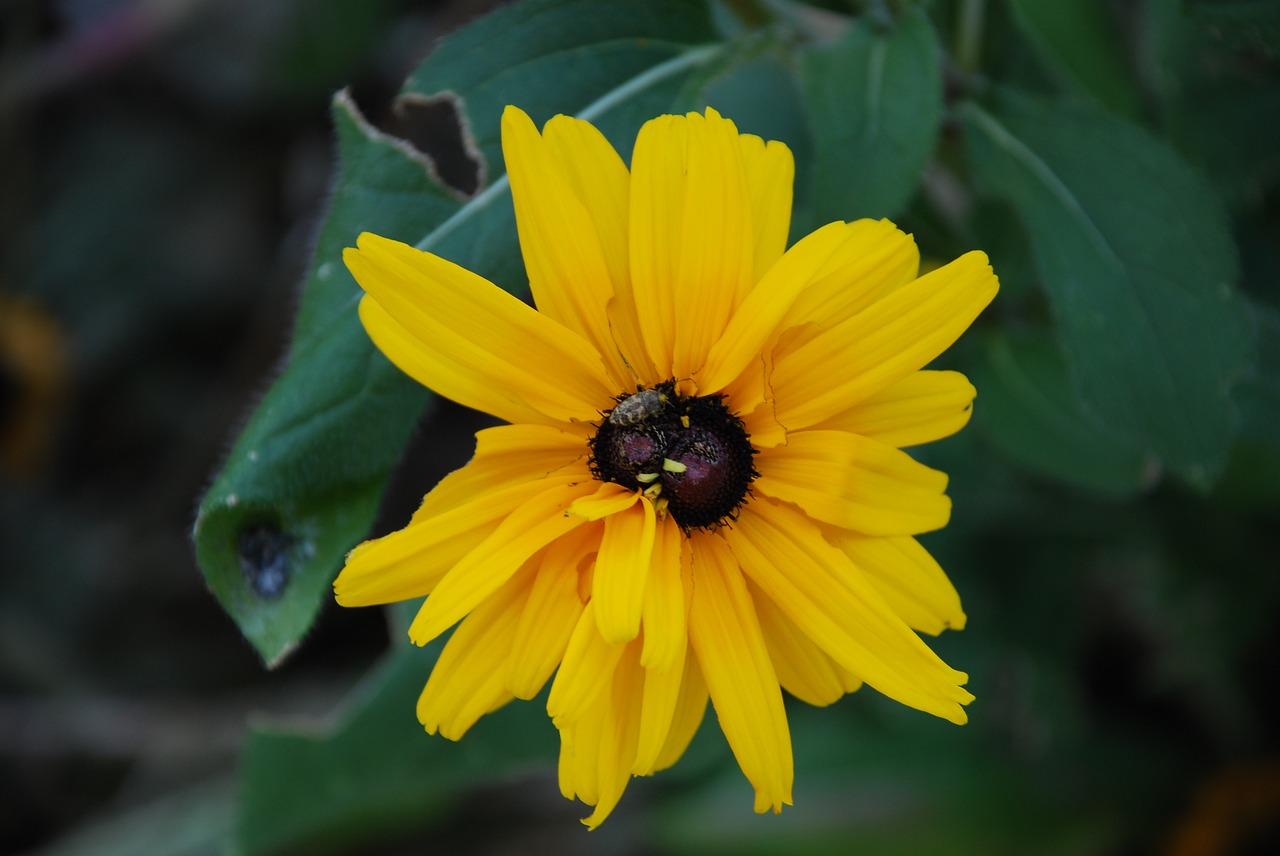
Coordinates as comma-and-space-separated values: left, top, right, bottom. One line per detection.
336, 105, 998, 827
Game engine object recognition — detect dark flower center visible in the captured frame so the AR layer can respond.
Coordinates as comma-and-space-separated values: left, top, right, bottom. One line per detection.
588, 380, 757, 531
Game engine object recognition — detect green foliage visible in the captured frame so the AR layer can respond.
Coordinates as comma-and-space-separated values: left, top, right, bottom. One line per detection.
175, 0, 1280, 852
963, 93, 1252, 488
799, 8, 943, 225
235, 640, 557, 855
972, 332, 1153, 496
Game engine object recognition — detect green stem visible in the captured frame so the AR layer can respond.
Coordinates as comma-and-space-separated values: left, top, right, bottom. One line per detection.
955, 0, 986, 76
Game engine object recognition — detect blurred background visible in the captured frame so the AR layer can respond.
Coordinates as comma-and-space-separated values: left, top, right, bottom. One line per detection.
2, 1, 1279, 854
0, 0, 516, 852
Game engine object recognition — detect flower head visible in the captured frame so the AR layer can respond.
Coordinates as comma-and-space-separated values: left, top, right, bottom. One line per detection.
336, 105, 997, 826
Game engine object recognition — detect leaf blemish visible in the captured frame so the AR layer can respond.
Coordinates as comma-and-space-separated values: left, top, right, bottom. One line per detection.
238, 523, 293, 600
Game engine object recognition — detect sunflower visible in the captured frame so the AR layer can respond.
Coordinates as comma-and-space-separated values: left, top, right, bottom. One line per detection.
335, 105, 998, 827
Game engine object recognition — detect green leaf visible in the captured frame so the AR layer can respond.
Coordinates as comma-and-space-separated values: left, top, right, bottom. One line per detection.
234, 641, 557, 855
1186, 0, 1280, 57
193, 95, 447, 666
962, 93, 1253, 489
1005, 0, 1142, 117
798, 8, 943, 225
972, 332, 1154, 496
195, 0, 719, 664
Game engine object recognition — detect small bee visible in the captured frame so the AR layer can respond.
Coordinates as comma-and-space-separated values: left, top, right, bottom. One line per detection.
607, 387, 670, 426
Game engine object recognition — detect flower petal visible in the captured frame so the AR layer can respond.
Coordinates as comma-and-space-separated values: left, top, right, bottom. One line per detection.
569, 481, 639, 520
632, 636, 687, 775
651, 651, 708, 773
417, 563, 532, 739
779, 218, 920, 332
502, 107, 632, 387
336, 426, 587, 607
770, 250, 998, 429
748, 577, 855, 707
700, 219, 919, 396
671, 108, 756, 379
547, 600, 627, 727
539, 112, 658, 385
755, 430, 951, 536
593, 497, 657, 644
407, 479, 596, 645
697, 221, 856, 394
505, 524, 600, 699
630, 109, 756, 380
816, 370, 976, 448
740, 133, 794, 284
556, 644, 646, 830
360, 295, 552, 427
724, 499, 973, 724
688, 533, 793, 814
346, 233, 615, 423
581, 646, 644, 829
628, 114, 684, 379
413, 423, 589, 522
837, 534, 967, 636
639, 514, 687, 672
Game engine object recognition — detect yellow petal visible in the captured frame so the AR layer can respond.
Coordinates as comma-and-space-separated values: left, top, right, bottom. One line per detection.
502, 107, 632, 387
697, 221, 857, 394
539, 112, 658, 385
411, 423, 588, 523
770, 250, 998, 429
558, 696, 602, 804
547, 600, 627, 726
724, 499, 973, 724
669, 108, 755, 379
837, 534, 966, 636
816, 370, 976, 448
505, 524, 600, 699
417, 563, 531, 739
632, 636, 687, 775
569, 481, 639, 520
581, 645, 644, 829
748, 577, 851, 707
345, 233, 615, 423
593, 498, 657, 644
779, 218, 921, 333
629, 109, 756, 380
687, 533, 793, 814
360, 296, 554, 428
701, 220, 920, 396
651, 651, 709, 773
336, 435, 587, 607
754, 430, 952, 536
408, 479, 596, 644
336, 478, 543, 607
628, 114, 685, 379
639, 514, 687, 672
740, 133, 794, 285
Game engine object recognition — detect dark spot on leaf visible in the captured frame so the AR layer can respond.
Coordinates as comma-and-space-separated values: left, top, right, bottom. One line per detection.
237, 523, 292, 599
385, 93, 481, 196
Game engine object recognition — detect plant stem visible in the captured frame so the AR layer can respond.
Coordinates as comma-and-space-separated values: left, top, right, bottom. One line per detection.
955, 0, 986, 76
